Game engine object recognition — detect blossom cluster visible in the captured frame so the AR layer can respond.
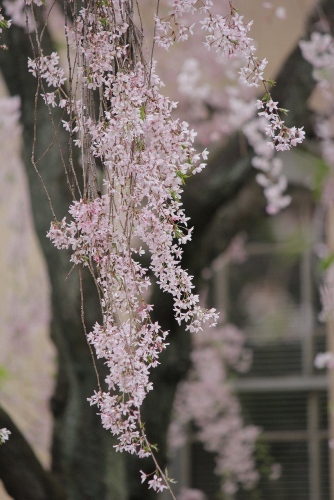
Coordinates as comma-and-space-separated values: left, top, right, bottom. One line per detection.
160, 1, 305, 213
300, 32, 334, 77
35, 1, 219, 473
0, 428, 11, 444
156, 1, 268, 88
243, 115, 292, 214
25, 0, 305, 494
314, 351, 334, 370
201, 13, 268, 89
169, 323, 259, 495
256, 99, 305, 151
28, 52, 66, 89
140, 470, 168, 493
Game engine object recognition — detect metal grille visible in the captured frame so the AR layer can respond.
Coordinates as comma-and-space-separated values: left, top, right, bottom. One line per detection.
186, 242, 331, 500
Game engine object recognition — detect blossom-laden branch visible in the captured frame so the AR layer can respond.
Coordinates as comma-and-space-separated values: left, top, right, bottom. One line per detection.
155, 0, 305, 152
177, 56, 293, 214
21, 0, 306, 495
155, 0, 306, 214
25, 0, 219, 494
45, 57, 219, 454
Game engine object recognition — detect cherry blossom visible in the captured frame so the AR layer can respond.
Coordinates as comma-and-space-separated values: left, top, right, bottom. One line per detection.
162, 2, 304, 212
314, 352, 334, 369
256, 99, 305, 152
169, 322, 259, 494
22, 0, 306, 494
243, 115, 292, 214
0, 428, 11, 444
28, 52, 66, 88
24, 1, 218, 481
148, 474, 169, 493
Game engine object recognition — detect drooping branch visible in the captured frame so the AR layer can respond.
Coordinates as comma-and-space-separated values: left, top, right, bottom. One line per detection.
182, 1, 322, 275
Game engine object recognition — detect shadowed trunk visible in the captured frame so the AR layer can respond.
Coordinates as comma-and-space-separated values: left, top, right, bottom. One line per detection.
0, 12, 126, 500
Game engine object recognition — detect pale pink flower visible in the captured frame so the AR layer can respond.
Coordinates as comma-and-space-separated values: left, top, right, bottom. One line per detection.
0, 428, 11, 444
314, 352, 334, 369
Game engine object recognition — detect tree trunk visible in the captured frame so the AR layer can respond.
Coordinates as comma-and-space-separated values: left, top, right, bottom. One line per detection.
0, 15, 126, 500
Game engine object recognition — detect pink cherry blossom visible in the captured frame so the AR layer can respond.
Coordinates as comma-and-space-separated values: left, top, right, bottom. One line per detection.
0, 428, 11, 444
22, 0, 306, 494
169, 322, 259, 494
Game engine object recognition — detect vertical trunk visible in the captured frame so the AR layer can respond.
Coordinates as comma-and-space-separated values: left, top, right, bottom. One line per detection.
0, 17, 126, 500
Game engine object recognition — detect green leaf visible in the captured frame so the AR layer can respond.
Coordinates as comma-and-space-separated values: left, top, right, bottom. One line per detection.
174, 226, 184, 239
266, 79, 276, 87
140, 106, 146, 121
176, 170, 191, 185
170, 189, 179, 201
0, 366, 8, 383
165, 468, 177, 483
0, 19, 9, 29
319, 253, 334, 271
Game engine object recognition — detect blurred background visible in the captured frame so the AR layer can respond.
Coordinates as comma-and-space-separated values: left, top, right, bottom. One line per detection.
0, 0, 333, 499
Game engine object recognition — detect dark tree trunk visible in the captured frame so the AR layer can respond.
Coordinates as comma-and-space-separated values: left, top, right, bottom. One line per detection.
0, 13, 126, 500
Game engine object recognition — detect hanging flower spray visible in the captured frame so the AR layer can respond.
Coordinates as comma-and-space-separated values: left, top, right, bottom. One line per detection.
6, 0, 305, 493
